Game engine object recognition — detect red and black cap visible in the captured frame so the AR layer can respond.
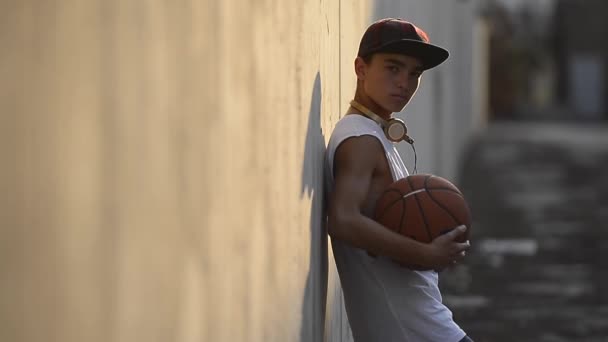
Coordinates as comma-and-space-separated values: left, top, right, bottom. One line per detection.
357, 18, 449, 70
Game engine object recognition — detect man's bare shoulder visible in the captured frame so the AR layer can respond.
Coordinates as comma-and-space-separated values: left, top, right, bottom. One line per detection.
335, 134, 383, 156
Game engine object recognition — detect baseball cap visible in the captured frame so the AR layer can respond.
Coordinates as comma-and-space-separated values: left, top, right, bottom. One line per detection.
357, 18, 449, 70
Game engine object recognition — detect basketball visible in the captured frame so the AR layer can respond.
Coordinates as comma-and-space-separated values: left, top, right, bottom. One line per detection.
373, 174, 472, 243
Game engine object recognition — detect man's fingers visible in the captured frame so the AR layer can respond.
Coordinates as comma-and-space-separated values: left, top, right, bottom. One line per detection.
455, 241, 471, 254
451, 225, 467, 236
438, 225, 467, 241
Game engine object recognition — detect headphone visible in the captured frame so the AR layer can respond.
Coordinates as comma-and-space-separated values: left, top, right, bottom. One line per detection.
349, 100, 414, 144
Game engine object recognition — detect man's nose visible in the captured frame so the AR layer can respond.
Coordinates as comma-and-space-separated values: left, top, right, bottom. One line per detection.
396, 74, 409, 90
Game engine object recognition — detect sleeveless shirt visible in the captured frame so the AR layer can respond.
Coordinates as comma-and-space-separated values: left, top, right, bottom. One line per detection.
325, 114, 465, 342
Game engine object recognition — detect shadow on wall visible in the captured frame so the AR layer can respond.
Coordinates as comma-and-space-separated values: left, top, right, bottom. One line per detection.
299, 72, 329, 341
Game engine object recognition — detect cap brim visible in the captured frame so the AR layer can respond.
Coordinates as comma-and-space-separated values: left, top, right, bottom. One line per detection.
366, 39, 449, 70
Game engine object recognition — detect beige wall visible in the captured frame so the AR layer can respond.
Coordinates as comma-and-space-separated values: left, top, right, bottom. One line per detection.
1, 1, 484, 341
0, 1, 371, 341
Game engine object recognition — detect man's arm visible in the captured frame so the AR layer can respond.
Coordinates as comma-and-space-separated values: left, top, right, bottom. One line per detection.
327, 135, 468, 269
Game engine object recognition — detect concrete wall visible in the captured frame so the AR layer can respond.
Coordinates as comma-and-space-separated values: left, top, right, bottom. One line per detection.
0, 1, 370, 341
0, 1, 480, 341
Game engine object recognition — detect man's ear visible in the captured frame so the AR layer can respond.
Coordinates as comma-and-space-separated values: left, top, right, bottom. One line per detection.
354, 57, 367, 81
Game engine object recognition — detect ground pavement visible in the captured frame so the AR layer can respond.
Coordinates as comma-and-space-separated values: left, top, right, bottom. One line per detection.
440, 121, 608, 342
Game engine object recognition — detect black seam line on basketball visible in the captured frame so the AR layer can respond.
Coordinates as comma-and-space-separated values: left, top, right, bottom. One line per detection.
409, 175, 433, 241
374, 189, 405, 233
376, 188, 409, 235
398, 187, 407, 235
425, 173, 464, 196
375, 188, 406, 222
425, 188, 461, 229
425, 187, 464, 198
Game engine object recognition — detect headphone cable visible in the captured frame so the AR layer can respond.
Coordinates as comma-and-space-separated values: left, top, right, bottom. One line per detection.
411, 143, 417, 175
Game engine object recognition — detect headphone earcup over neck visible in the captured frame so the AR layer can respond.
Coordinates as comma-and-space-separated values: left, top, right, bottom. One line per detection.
385, 118, 414, 144
349, 99, 414, 144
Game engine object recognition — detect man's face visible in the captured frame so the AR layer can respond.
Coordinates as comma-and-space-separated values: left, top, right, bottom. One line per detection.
356, 53, 423, 113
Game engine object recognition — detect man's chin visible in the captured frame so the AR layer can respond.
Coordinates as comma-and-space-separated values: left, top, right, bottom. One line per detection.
382, 99, 409, 113
386, 104, 406, 113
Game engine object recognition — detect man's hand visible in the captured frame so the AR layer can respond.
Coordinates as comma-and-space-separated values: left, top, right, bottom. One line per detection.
427, 225, 470, 271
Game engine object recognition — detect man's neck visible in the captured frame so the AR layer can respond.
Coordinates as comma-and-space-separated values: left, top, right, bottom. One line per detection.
352, 93, 392, 120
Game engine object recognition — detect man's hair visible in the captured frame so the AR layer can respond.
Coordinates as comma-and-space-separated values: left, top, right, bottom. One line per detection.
360, 54, 374, 65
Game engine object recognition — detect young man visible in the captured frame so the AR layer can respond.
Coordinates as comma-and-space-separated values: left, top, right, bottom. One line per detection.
326, 18, 473, 341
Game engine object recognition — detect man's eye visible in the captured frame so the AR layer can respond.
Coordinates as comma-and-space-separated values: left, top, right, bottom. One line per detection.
388, 66, 399, 73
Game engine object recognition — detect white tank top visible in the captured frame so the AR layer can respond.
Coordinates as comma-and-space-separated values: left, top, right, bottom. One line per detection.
325, 115, 465, 342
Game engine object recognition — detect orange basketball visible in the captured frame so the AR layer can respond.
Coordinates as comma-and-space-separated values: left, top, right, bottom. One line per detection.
374, 174, 472, 243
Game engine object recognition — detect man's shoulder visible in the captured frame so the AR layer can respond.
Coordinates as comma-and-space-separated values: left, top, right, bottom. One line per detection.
333, 114, 373, 128
330, 115, 380, 141
328, 116, 386, 165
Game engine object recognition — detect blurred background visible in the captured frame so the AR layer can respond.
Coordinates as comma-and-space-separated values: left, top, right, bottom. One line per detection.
440, 1, 608, 342
1, 0, 607, 341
